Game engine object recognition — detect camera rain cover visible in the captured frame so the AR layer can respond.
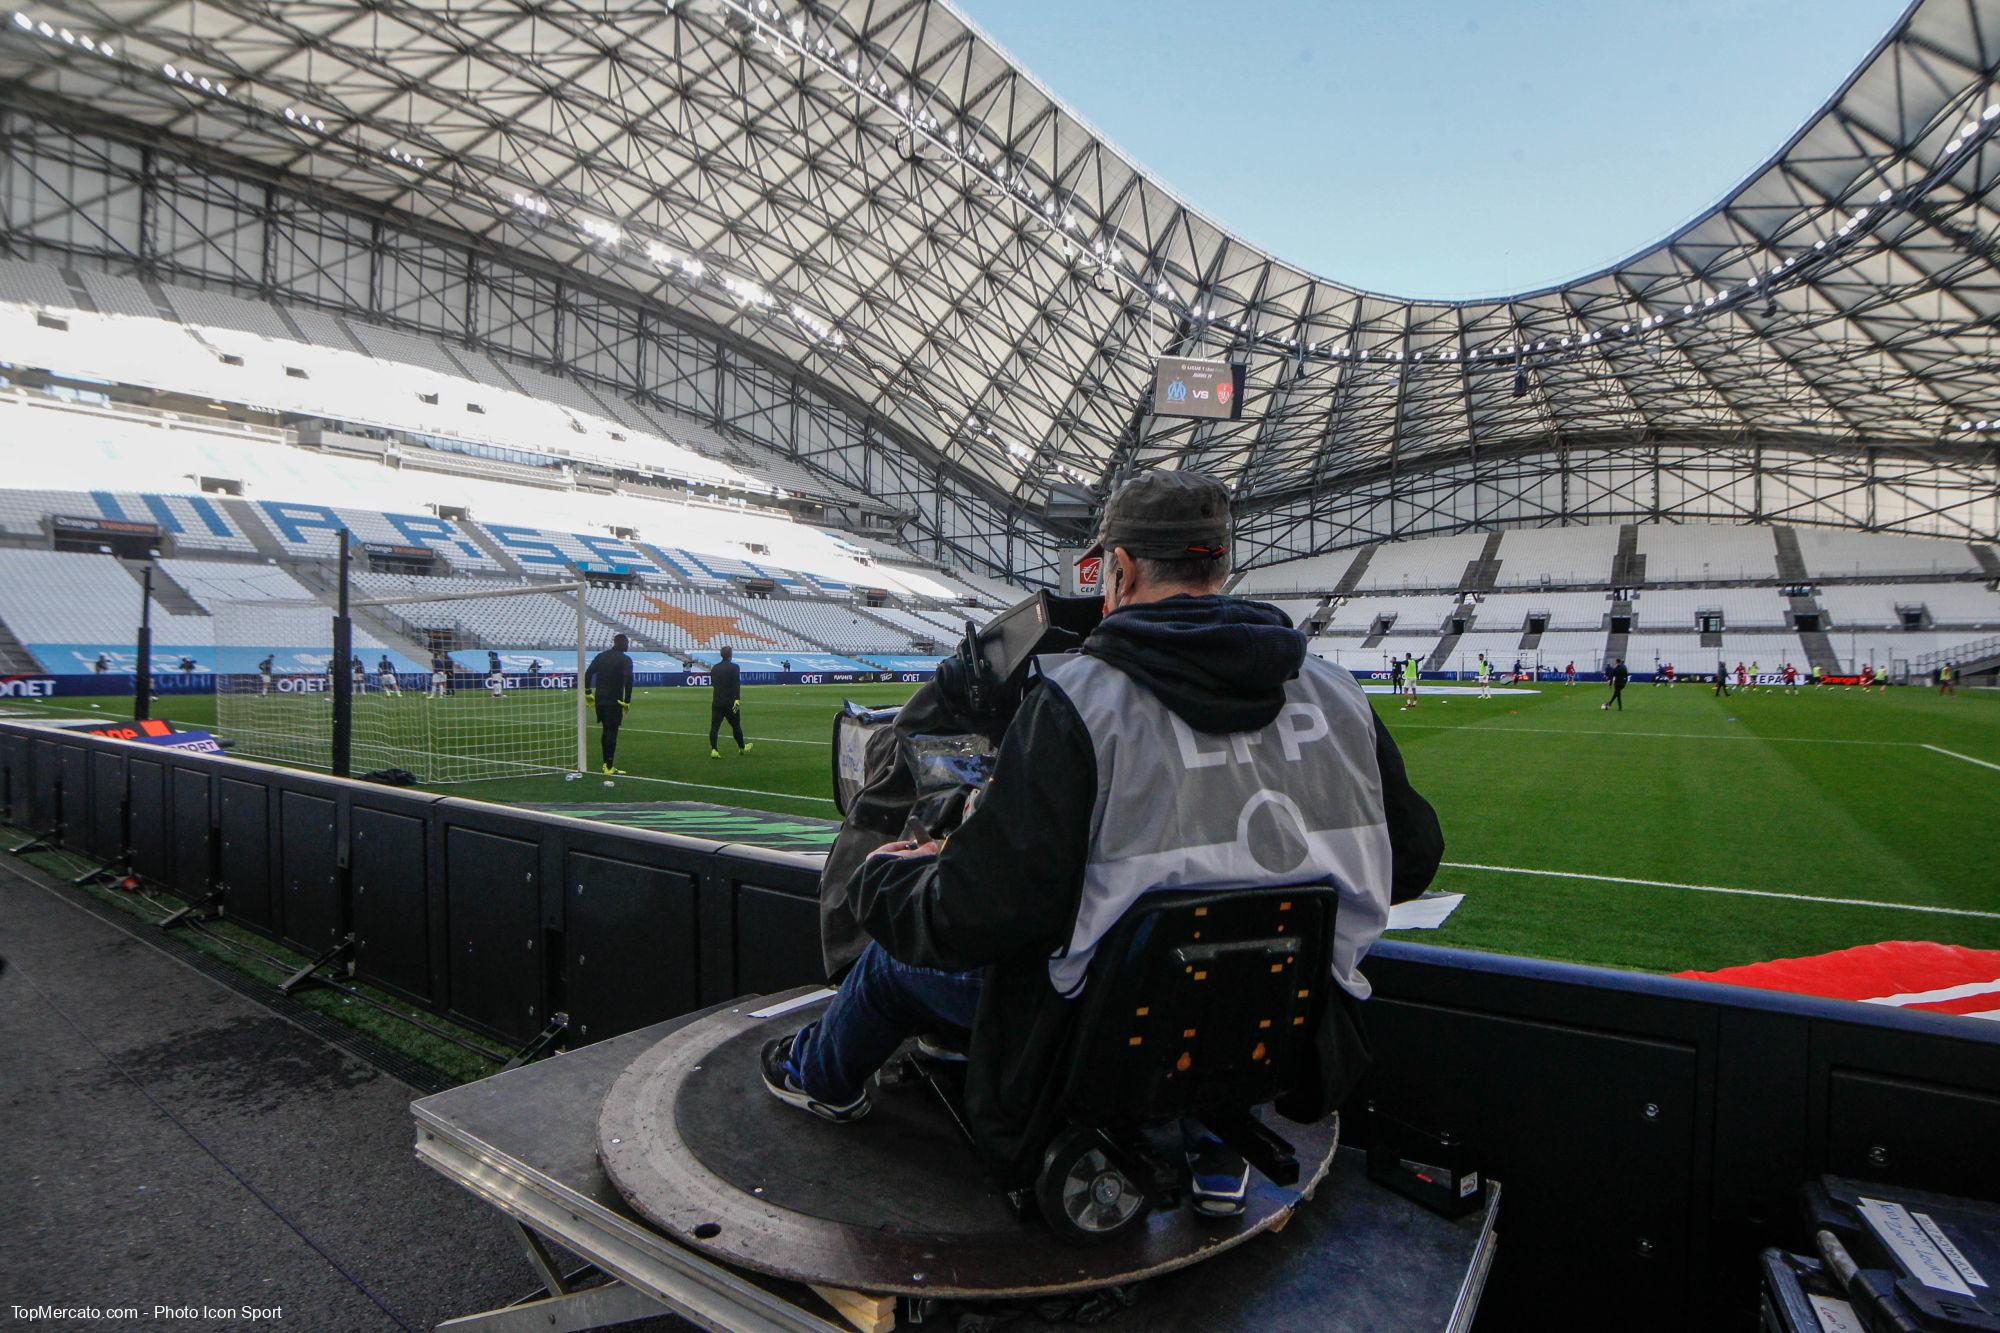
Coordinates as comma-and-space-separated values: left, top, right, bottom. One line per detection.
899, 731, 997, 841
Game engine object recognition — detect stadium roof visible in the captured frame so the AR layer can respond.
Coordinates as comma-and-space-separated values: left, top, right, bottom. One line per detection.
3, 0, 1997, 518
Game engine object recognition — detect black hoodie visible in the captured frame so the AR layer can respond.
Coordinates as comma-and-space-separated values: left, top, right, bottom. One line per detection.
846, 593, 1443, 1179
1084, 593, 1304, 732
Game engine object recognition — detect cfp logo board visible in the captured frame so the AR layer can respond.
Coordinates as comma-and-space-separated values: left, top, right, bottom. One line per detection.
1075, 553, 1102, 595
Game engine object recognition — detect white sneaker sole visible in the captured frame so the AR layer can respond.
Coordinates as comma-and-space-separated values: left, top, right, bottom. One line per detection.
761, 1073, 871, 1123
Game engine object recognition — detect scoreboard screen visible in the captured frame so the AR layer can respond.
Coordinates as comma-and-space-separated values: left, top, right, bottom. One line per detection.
1151, 357, 1246, 421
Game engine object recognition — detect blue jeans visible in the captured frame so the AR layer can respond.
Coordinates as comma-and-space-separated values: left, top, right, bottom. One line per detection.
787, 942, 983, 1104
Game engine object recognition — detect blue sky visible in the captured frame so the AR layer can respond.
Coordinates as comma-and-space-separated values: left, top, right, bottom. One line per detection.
957, 1, 1907, 299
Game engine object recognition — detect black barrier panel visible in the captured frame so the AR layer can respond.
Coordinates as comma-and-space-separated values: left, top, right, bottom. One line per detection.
442, 824, 544, 1045
278, 789, 342, 954
1814, 1020, 2000, 1192
351, 802, 439, 1008
87, 751, 125, 863
731, 884, 824, 999
168, 765, 212, 899
217, 777, 274, 933
563, 851, 701, 1045
26, 737, 61, 837
1356, 942, 2000, 1329
0, 730, 25, 824
698, 844, 823, 1002
58, 744, 87, 849
1356, 989, 1704, 1328
127, 757, 167, 884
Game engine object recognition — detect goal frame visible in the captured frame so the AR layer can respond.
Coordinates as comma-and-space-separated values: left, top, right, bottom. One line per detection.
348, 579, 590, 773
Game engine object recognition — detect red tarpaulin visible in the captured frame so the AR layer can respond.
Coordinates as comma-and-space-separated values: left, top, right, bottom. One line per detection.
1677, 941, 2000, 1020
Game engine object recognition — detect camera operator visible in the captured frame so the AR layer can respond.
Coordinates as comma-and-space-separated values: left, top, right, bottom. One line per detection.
764, 471, 1444, 1214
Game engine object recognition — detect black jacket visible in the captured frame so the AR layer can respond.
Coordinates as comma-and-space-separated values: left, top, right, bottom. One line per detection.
710, 659, 741, 708
585, 648, 633, 707
845, 594, 1444, 1178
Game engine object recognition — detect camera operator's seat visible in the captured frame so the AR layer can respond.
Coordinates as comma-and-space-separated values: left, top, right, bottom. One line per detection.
1023, 881, 1341, 1243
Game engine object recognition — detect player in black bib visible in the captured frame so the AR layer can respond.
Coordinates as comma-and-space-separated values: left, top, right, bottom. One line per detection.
585, 634, 635, 775
709, 646, 751, 758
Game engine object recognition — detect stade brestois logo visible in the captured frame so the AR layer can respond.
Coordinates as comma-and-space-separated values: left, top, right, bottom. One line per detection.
625, 596, 777, 646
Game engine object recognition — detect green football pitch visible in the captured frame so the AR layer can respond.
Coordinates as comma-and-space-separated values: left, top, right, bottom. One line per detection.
9, 678, 1997, 978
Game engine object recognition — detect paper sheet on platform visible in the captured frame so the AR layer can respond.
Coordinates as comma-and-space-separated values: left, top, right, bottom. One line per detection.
1386, 891, 1465, 931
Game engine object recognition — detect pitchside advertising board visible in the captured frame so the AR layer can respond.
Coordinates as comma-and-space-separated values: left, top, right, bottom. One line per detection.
65, 717, 224, 753
0, 669, 936, 698
1, 672, 214, 698
1151, 356, 1247, 421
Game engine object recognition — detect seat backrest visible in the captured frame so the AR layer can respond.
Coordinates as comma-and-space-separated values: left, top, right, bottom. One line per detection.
1054, 882, 1340, 1126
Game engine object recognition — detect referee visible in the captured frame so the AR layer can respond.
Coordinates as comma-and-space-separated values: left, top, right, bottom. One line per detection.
585, 633, 635, 775
709, 645, 752, 758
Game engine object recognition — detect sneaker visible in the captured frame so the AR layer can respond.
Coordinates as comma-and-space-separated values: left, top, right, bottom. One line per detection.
760, 1034, 870, 1123
913, 1031, 969, 1063
1186, 1134, 1249, 1218
741, 742, 754, 754
710, 748, 722, 759
601, 763, 626, 775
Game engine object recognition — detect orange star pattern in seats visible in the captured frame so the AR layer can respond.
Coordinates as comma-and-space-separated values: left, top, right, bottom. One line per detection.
624, 597, 777, 647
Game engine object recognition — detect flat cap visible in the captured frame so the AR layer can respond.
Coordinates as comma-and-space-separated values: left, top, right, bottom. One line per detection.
1087, 470, 1230, 561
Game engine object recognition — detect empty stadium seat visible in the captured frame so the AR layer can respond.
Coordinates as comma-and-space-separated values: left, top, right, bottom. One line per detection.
1491, 527, 1622, 587
1634, 524, 1779, 582
1792, 529, 1982, 579
1351, 532, 1490, 592
1815, 582, 2000, 628
1233, 548, 1359, 595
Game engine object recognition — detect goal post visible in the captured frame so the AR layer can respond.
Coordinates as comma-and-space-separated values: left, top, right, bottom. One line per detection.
211, 580, 593, 784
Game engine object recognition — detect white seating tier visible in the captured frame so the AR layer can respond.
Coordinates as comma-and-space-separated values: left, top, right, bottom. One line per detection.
1351, 532, 1490, 592
1492, 527, 1622, 587
1793, 529, 1981, 579
1629, 586, 1791, 629
1234, 548, 1358, 595
1321, 594, 1463, 634
1469, 590, 1611, 631
1815, 582, 2000, 628
1534, 632, 1608, 669
1634, 524, 1779, 582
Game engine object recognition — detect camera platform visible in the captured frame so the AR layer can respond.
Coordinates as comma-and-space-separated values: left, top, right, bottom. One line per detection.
414, 988, 1499, 1332
597, 989, 1337, 1300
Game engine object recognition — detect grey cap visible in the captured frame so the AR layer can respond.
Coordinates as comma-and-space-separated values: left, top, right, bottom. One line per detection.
1087, 470, 1230, 560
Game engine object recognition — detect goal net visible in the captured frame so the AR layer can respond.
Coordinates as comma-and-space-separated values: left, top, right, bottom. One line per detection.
212, 582, 588, 784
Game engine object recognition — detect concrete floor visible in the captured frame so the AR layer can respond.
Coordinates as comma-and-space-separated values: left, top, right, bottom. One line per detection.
0, 857, 687, 1332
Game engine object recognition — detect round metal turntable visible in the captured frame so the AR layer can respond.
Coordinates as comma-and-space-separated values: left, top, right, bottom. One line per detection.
597, 991, 1339, 1300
